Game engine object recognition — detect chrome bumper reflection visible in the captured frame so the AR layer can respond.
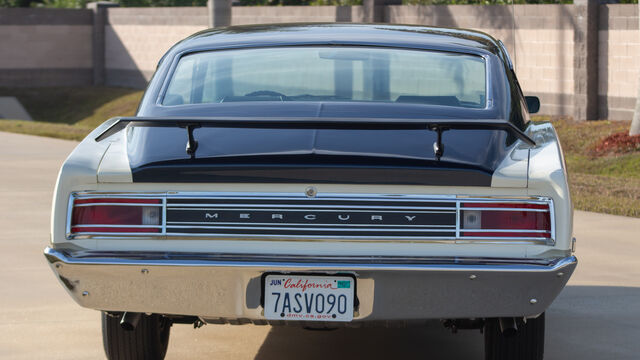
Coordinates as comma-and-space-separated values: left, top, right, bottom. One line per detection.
44, 247, 577, 322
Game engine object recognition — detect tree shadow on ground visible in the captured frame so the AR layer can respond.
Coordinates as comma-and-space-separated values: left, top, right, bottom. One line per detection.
255, 321, 483, 360
253, 285, 640, 360
0, 86, 142, 125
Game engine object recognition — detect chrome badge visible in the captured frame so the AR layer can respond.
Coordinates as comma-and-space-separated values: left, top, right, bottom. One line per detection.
305, 186, 317, 198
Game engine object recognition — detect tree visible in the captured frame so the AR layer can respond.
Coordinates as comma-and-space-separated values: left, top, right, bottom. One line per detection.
632, 0, 640, 136
0, 0, 43, 7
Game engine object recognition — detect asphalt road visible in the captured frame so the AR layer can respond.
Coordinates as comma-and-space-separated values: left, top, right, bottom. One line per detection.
0, 131, 638, 359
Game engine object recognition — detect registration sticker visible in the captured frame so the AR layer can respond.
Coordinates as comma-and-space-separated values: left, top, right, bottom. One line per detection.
264, 274, 355, 322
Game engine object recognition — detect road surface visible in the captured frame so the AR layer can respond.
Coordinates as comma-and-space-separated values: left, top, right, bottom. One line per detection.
0, 131, 638, 359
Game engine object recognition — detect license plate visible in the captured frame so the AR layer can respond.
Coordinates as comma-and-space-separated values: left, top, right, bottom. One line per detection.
264, 274, 355, 322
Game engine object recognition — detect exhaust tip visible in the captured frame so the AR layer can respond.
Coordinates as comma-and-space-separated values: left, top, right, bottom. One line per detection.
498, 317, 518, 337
120, 312, 142, 331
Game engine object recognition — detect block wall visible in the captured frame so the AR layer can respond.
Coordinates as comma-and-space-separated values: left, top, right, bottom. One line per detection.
0, 9, 93, 87
104, 7, 209, 88
1, 5, 638, 120
387, 5, 576, 116
598, 4, 640, 121
104, 6, 365, 88
233, 5, 365, 25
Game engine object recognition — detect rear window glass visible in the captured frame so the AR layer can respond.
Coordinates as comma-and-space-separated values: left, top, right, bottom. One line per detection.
162, 46, 487, 108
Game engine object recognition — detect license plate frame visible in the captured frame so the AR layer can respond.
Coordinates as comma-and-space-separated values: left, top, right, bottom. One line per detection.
261, 273, 357, 322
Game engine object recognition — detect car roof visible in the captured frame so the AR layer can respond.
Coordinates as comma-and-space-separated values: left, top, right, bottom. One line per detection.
138, 23, 514, 125
169, 23, 503, 57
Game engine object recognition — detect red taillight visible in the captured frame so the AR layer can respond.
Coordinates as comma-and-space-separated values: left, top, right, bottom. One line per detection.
461, 202, 551, 238
70, 198, 162, 234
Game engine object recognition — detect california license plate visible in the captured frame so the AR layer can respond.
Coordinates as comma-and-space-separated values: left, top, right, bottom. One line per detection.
264, 274, 355, 322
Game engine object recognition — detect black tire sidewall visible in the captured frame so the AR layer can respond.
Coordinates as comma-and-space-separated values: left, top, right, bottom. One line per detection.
102, 312, 171, 360
484, 313, 545, 360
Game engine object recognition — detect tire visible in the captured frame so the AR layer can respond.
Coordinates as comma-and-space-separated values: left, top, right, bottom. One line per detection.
102, 312, 171, 360
484, 313, 545, 360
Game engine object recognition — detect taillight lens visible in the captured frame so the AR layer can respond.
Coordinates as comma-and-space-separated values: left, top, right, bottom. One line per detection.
70, 198, 162, 234
461, 202, 551, 238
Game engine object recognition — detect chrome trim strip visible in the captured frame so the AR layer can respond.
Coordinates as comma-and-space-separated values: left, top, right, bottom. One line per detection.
73, 232, 163, 236
458, 207, 549, 212
162, 197, 167, 234
166, 221, 456, 228
45, 247, 576, 272
166, 200, 548, 206
73, 191, 547, 201
165, 225, 456, 232
159, 234, 545, 243
65, 193, 74, 238
167, 206, 456, 212
455, 201, 461, 238
458, 229, 550, 233
71, 194, 166, 199
66, 234, 550, 244
69, 234, 458, 241
465, 197, 552, 202
74, 203, 164, 208
168, 197, 547, 204
483, 54, 492, 109
455, 239, 550, 245
170, 194, 453, 200
72, 224, 162, 229
549, 199, 556, 243
168, 205, 550, 213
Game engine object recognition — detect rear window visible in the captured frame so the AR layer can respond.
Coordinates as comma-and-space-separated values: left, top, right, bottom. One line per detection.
162, 46, 487, 108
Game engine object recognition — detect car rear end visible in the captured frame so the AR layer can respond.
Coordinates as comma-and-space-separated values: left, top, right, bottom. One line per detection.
47, 175, 575, 324
44, 24, 576, 360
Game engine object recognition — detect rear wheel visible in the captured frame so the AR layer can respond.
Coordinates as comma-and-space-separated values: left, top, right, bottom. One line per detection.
102, 312, 171, 360
484, 313, 545, 360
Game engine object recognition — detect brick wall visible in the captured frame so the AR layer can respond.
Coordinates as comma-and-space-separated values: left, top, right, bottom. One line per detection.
388, 5, 576, 116
0, 9, 93, 87
598, 4, 640, 121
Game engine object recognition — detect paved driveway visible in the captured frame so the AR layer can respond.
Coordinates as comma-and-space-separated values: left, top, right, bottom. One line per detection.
0, 131, 638, 359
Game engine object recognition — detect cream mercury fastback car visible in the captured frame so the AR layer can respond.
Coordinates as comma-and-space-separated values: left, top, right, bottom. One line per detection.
45, 24, 577, 360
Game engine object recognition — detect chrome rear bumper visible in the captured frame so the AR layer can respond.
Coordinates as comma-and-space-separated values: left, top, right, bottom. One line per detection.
44, 247, 576, 323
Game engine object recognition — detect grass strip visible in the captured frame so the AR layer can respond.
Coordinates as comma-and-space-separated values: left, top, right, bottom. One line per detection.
0, 119, 92, 141
569, 173, 640, 218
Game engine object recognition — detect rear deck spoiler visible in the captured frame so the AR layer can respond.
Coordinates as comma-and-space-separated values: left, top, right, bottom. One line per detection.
95, 116, 536, 159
